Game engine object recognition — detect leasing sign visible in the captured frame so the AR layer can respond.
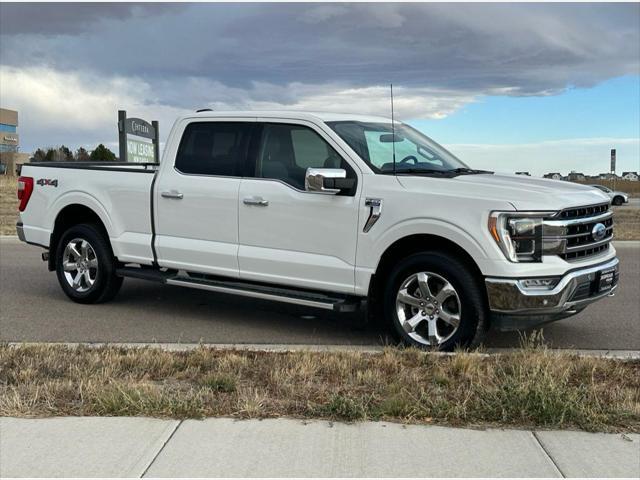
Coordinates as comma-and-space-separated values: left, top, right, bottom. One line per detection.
118, 110, 159, 163
127, 137, 155, 163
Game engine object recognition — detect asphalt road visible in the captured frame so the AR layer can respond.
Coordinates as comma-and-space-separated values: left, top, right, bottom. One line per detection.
1, 239, 638, 350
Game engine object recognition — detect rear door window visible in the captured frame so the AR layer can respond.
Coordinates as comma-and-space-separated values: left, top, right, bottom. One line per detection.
175, 122, 253, 176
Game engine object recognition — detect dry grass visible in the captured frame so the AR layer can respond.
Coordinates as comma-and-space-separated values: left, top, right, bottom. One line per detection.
613, 207, 640, 240
1, 341, 638, 432
0, 176, 18, 235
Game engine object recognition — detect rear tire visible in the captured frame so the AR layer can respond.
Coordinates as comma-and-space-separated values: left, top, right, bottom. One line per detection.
55, 223, 123, 304
381, 251, 488, 351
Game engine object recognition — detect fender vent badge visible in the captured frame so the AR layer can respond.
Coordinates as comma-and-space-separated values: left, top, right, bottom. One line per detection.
364, 198, 383, 233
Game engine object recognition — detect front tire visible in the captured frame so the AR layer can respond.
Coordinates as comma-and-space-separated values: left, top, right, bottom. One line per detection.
613, 196, 624, 206
382, 252, 488, 351
55, 223, 123, 304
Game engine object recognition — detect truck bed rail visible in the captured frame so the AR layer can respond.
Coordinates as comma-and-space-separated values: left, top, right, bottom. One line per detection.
22, 162, 158, 174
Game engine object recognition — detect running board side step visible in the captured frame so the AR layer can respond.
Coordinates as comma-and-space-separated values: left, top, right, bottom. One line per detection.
116, 267, 363, 312
166, 278, 360, 311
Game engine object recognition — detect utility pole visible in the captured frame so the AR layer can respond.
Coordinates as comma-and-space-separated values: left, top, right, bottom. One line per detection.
611, 149, 616, 190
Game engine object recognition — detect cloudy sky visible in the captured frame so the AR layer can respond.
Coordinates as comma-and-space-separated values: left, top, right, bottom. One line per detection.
1, 2, 639, 175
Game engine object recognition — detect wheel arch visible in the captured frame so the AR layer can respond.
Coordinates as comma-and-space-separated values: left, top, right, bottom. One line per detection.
48, 204, 111, 271
368, 233, 486, 302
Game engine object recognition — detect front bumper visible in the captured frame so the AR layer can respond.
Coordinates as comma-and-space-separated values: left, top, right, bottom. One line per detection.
486, 257, 619, 331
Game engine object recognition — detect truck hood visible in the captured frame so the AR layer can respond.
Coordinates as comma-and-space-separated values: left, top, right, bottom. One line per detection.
397, 173, 610, 211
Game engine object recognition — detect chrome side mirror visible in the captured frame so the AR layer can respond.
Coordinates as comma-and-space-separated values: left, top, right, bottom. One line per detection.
305, 168, 354, 194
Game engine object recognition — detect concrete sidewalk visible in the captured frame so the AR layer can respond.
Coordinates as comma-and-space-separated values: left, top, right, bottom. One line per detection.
1, 417, 638, 478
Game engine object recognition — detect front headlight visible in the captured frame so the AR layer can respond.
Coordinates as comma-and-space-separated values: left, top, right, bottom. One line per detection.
488, 212, 550, 262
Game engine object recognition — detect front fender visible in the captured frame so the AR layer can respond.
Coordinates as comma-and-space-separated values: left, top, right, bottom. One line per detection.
353, 215, 506, 295
369, 217, 492, 272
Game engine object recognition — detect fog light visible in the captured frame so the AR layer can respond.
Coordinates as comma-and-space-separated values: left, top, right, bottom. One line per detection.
519, 278, 559, 290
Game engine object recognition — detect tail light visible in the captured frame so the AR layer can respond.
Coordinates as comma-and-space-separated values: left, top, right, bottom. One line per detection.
17, 176, 34, 212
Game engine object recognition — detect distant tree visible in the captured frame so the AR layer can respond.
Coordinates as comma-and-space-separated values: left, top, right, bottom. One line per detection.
90, 144, 116, 162
59, 145, 73, 162
44, 148, 57, 162
31, 148, 47, 162
75, 147, 90, 162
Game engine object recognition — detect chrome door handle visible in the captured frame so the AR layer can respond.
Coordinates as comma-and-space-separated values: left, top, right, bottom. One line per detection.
243, 196, 269, 206
161, 190, 183, 199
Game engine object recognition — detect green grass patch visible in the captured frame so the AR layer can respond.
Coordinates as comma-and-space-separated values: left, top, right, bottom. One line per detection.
199, 374, 237, 393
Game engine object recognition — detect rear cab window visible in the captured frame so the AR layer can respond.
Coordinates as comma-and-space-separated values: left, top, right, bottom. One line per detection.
175, 122, 253, 176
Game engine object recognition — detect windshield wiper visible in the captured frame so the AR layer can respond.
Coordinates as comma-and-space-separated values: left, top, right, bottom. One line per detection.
381, 167, 493, 177
386, 168, 451, 176
448, 167, 494, 175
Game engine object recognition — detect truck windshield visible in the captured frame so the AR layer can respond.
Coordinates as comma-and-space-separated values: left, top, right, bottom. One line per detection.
327, 121, 469, 174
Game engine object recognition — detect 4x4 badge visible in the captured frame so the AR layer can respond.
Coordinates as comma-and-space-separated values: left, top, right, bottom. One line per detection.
37, 179, 58, 187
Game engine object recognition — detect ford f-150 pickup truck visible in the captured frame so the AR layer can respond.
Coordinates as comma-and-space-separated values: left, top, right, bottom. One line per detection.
16, 111, 620, 350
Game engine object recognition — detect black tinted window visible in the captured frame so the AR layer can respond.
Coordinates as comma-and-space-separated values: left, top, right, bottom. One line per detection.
175, 122, 252, 176
256, 123, 349, 190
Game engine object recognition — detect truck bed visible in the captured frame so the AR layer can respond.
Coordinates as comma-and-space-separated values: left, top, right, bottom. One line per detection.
19, 162, 158, 265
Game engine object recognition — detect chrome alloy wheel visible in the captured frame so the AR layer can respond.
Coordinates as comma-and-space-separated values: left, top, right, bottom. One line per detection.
62, 238, 98, 293
395, 271, 461, 346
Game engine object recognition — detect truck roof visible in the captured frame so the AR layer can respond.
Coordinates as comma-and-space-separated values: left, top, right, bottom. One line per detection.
184, 110, 394, 124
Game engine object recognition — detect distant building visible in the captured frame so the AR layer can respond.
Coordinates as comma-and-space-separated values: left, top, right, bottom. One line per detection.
567, 172, 586, 182
622, 171, 639, 181
0, 108, 29, 175
567, 171, 586, 182
515, 171, 531, 176
597, 173, 618, 181
0, 108, 18, 154
544, 172, 563, 180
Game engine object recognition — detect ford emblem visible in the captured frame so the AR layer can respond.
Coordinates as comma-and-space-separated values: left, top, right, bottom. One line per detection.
591, 223, 607, 241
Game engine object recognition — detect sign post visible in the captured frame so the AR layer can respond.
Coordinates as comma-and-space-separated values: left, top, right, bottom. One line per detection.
610, 148, 617, 190
152, 120, 160, 165
118, 110, 160, 163
610, 149, 616, 174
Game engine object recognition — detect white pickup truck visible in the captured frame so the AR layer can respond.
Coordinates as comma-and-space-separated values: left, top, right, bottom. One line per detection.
16, 111, 619, 350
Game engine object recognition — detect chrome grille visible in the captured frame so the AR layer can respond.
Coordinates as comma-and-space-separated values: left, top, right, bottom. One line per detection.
562, 243, 610, 261
559, 203, 609, 220
543, 203, 613, 261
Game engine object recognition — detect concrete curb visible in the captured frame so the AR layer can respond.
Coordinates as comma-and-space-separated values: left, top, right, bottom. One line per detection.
1, 417, 638, 477
5, 341, 640, 359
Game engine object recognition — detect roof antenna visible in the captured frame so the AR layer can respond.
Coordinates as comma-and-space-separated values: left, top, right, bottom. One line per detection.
390, 84, 396, 176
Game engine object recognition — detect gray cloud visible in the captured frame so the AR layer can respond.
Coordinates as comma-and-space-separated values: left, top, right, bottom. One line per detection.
0, 2, 182, 34
1, 3, 638, 97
